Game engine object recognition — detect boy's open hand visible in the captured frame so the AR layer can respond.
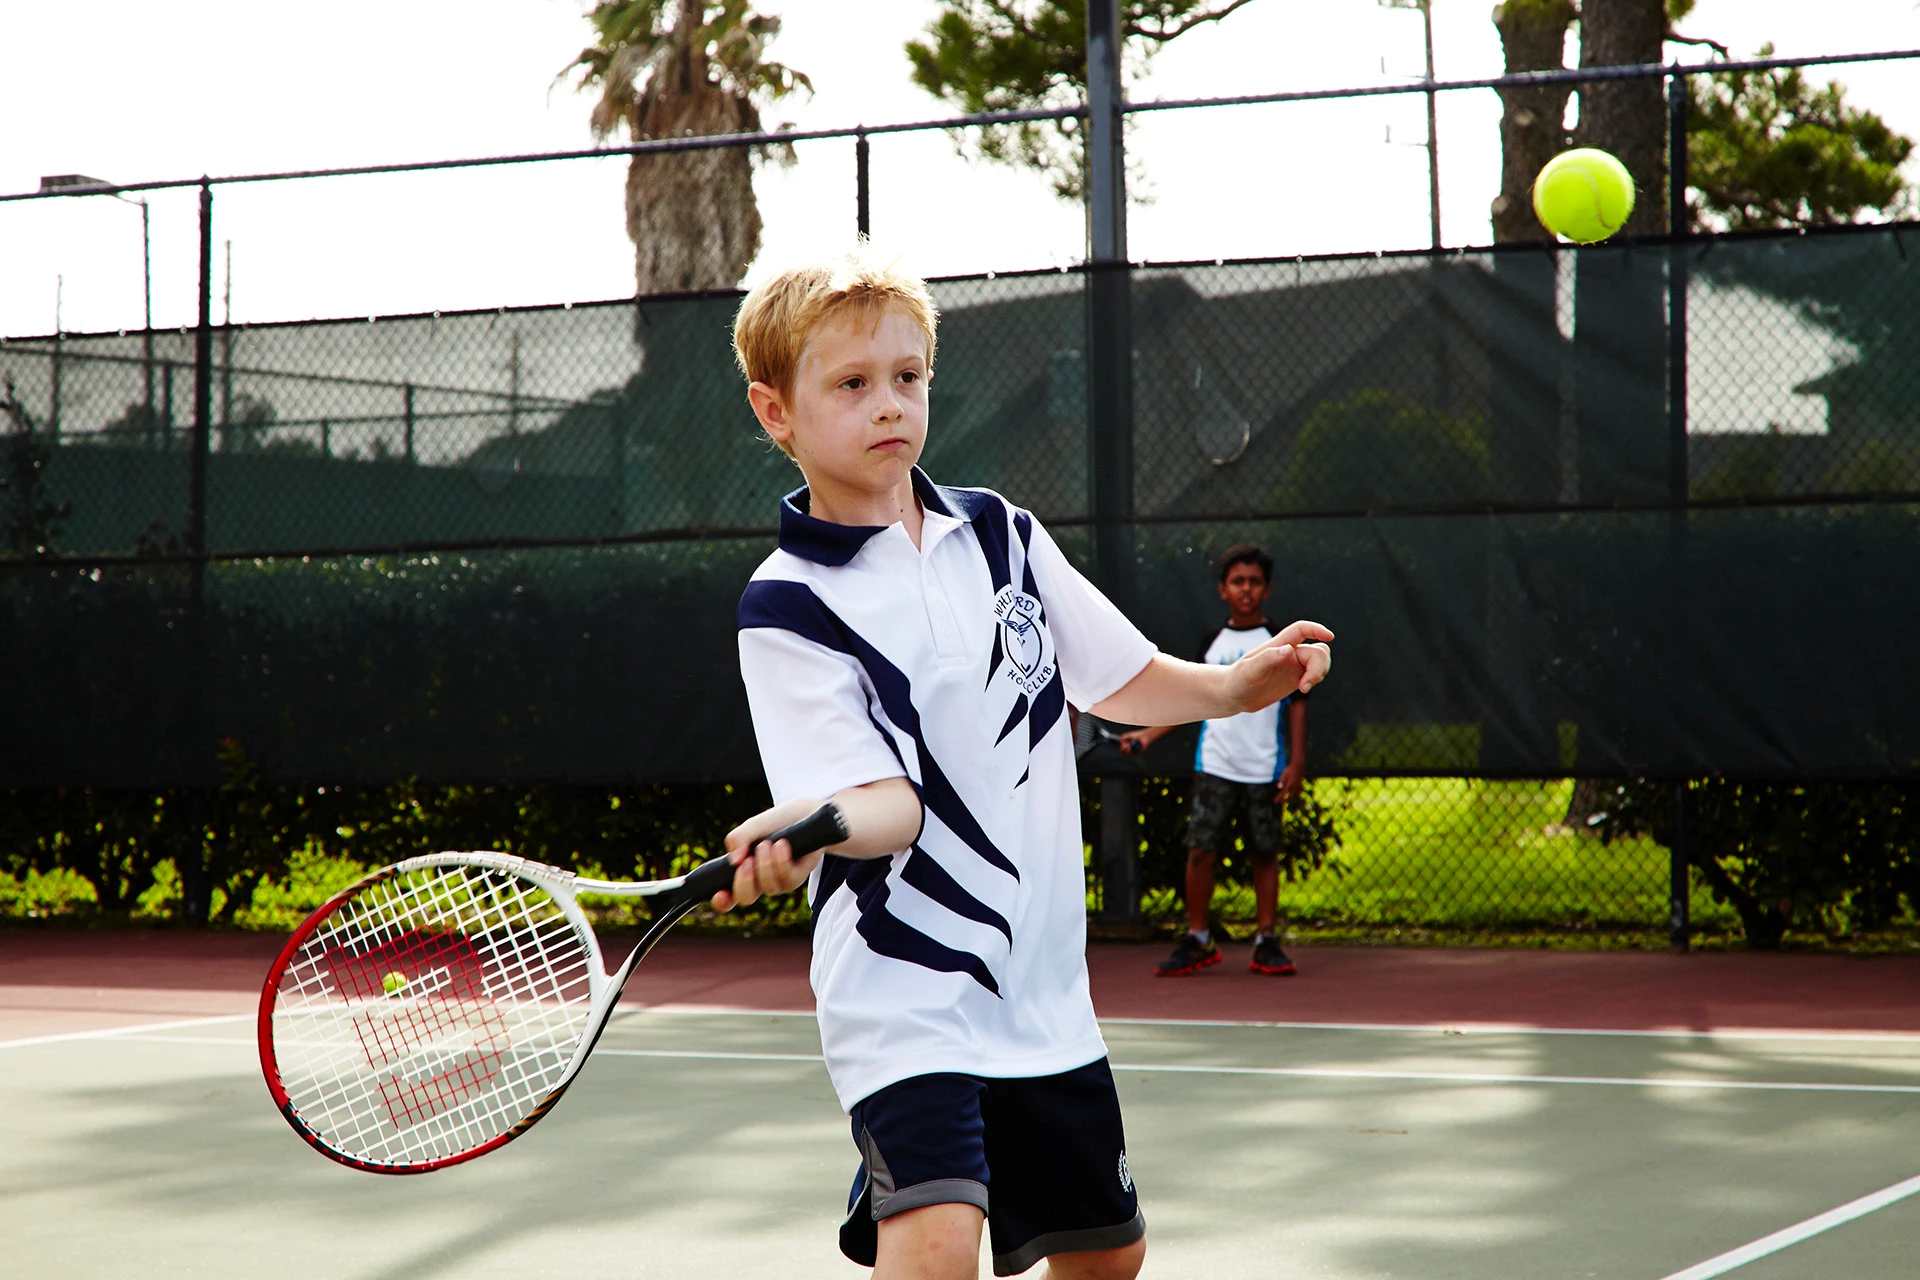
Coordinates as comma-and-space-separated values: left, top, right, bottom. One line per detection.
714, 797, 831, 911
1225, 620, 1333, 714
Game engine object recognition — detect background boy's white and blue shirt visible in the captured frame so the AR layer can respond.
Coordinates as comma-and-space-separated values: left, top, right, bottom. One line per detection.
737, 468, 1156, 1110
1192, 623, 1307, 784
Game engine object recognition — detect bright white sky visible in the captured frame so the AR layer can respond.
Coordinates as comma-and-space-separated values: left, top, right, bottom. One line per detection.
2, 1, 1916, 336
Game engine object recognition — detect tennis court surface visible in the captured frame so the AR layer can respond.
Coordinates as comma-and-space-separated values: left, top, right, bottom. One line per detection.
5, 932, 1917, 1279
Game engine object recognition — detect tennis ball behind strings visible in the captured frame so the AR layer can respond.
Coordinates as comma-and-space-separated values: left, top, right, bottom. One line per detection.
1532, 148, 1636, 243
382, 971, 409, 995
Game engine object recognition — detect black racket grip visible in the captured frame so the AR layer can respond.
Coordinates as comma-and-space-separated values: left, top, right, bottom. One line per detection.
678, 802, 850, 902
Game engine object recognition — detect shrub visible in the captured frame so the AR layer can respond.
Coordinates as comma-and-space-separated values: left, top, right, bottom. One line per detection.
1590, 778, 1920, 947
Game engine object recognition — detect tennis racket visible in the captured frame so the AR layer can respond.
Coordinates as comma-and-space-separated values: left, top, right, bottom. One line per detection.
258, 802, 847, 1175
1073, 714, 1145, 759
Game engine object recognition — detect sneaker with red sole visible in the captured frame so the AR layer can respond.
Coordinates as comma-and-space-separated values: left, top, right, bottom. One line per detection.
1154, 932, 1222, 977
1249, 935, 1297, 975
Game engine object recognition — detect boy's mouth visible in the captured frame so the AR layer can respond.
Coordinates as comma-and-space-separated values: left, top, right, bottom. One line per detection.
870, 436, 910, 453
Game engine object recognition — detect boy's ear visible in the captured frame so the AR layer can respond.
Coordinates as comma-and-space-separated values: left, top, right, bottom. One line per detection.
747, 381, 794, 449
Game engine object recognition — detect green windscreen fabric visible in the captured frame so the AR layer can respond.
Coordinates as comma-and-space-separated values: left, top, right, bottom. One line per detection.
3, 226, 1915, 786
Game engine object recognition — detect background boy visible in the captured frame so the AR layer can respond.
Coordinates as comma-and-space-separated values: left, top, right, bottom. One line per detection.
1119, 544, 1310, 978
714, 250, 1331, 1280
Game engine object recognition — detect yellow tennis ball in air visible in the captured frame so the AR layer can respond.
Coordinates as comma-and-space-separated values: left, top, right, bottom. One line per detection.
382, 971, 409, 995
1532, 148, 1636, 243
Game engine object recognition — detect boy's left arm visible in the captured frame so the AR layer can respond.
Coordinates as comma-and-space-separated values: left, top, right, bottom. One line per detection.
1022, 515, 1332, 725
1090, 623, 1332, 728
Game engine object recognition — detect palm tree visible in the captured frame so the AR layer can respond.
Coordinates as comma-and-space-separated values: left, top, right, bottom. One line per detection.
562, 1, 810, 294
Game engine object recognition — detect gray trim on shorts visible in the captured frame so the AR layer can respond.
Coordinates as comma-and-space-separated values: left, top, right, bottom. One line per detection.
874, 1177, 991, 1219
991, 1209, 1147, 1277
860, 1125, 991, 1220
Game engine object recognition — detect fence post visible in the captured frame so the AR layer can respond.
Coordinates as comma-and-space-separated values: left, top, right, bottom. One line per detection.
1085, 0, 1139, 924
1666, 69, 1692, 954
49, 330, 61, 443
855, 129, 871, 239
1667, 69, 1690, 516
403, 381, 416, 463
1085, 0, 1131, 608
180, 178, 216, 928
1669, 780, 1690, 951
1099, 777, 1139, 925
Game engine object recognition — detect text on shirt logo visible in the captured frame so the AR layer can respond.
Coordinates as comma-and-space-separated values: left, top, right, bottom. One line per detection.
992, 586, 1056, 695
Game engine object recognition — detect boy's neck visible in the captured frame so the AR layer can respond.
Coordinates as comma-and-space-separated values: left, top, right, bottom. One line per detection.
804, 469, 925, 548
1227, 609, 1268, 629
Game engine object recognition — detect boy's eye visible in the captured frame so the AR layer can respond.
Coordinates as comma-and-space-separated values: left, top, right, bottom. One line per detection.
841, 376, 865, 391
897, 369, 920, 384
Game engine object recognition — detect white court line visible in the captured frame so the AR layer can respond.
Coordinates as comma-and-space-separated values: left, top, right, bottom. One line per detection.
585, 1050, 1920, 1094
0, 1013, 250, 1051
84, 1035, 1920, 1094
1096, 1016, 1920, 1044
9, 1001, 1913, 1046
1657, 1172, 1920, 1280
1106, 1062, 1920, 1095
626, 1007, 1920, 1044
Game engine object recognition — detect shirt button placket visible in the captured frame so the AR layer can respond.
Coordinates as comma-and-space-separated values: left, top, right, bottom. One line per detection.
923, 550, 966, 663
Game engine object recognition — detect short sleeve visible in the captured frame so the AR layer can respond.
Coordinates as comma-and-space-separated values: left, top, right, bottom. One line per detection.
1024, 517, 1157, 711
738, 623, 907, 807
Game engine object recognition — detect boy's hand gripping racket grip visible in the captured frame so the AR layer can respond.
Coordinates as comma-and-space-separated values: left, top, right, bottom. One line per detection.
677, 802, 850, 902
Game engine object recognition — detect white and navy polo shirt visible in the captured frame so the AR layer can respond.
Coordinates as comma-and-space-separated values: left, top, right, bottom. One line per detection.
1193, 621, 1308, 785
737, 468, 1156, 1110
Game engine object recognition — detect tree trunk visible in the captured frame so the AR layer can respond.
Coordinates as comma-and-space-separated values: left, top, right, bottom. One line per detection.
1563, 777, 1605, 826
1491, 0, 1577, 243
1689, 850, 1790, 949
626, 41, 765, 296
1573, 0, 1668, 237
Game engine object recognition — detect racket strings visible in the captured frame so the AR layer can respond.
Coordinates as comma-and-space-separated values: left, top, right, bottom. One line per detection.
270, 862, 598, 1167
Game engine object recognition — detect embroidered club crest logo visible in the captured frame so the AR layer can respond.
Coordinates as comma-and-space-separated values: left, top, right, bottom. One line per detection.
1117, 1149, 1132, 1192
992, 586, 1055, 695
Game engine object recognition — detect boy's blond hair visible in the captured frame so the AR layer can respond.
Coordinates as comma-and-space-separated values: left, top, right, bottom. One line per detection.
733, 249, 939, 457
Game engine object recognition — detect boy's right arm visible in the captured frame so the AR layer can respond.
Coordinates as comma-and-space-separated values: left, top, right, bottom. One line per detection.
713, 776, 922, 911
729, 595, 925, 912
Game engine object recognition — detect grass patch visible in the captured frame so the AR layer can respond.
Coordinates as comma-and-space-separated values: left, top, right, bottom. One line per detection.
1160, 778, 1748, 939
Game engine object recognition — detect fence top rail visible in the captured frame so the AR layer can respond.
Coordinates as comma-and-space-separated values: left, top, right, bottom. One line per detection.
3, 47, 1915, 205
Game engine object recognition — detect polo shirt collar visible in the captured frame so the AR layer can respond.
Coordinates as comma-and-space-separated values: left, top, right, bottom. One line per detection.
778, 467, 986, 566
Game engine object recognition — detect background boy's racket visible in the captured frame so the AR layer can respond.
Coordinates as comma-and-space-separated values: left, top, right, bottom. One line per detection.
258, 803, 846, 1175
1073, 714, 1145, 759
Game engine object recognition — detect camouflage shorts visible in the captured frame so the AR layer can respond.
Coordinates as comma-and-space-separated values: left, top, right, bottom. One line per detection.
1185, 772, 1282, 858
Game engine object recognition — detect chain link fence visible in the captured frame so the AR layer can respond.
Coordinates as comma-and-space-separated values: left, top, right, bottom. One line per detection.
5, 226, 1919, 942
1078, 776, 1754, 946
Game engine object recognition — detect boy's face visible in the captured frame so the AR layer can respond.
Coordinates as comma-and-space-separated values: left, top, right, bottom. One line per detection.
751, 304, 930, 500
1218, 561, 1270, 621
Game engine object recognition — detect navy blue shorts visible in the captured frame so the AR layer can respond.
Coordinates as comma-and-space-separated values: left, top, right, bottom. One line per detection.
840, 1058, 1145, 1277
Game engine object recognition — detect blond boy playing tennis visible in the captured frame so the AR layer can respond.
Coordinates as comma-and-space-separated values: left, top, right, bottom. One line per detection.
715, 249, 1331, 1279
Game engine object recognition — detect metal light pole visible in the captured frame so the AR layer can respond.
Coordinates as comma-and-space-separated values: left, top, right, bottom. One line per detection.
39, 174, 154, 415
1380, 0, 1442, 250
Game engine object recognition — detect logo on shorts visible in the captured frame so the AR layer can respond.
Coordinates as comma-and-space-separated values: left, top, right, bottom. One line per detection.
992, 585, 1055, 695
1117, 1149, 1133, 1192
